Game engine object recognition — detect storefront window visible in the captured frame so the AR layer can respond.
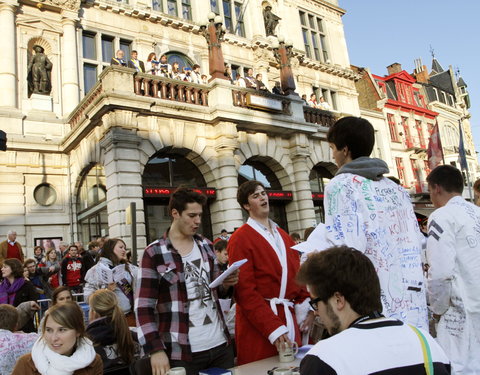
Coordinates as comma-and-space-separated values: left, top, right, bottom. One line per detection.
77, 164, 108, 244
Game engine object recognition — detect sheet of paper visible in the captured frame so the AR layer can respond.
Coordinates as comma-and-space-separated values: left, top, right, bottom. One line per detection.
209, 258, 248, 289
97, 262, 113, 284
291, 223, 332, 255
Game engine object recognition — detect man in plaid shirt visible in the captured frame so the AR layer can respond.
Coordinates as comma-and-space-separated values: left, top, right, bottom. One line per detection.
136, 187, 239, 375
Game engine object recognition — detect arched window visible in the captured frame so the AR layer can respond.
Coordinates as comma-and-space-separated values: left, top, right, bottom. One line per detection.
77, 164, 108, 244
142, 149, 213, 242
164, 52, 194, 71
310, 164, 336, 223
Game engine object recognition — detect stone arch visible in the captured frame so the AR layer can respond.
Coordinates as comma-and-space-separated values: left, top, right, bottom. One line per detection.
236, 133, 294, 191
138, 120, 217, 186
27, 37, 53, 55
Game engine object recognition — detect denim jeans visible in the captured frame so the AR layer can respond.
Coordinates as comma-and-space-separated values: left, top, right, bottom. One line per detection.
170, 342, 234, 375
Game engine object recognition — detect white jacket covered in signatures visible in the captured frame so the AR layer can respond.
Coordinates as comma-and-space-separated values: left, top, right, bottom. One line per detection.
427, 195, 480, 374
323, 157, 428, 330
84, 257, 138, 313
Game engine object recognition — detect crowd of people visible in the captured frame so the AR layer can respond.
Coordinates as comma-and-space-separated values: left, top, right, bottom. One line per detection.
1, 116, 479, 374
110, 49, 291, 96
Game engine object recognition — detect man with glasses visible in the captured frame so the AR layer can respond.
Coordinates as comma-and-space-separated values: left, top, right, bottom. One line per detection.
228, 180, 312, 365
297, 246, 450, 375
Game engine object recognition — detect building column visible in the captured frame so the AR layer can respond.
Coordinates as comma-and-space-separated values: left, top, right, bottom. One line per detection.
0, 0, 18, 108
61, 10, 80, 115
289, 133, 316, 232
210, 122, 243, 236
100, 124, 147, 251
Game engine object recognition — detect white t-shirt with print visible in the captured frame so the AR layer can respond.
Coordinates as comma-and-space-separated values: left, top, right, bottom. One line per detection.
182, 242, 226, 352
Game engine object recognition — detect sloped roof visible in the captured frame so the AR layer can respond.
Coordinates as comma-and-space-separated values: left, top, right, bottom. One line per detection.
457, 76, 467, 88
429, 70, 454, 94
431, 58, 444, 74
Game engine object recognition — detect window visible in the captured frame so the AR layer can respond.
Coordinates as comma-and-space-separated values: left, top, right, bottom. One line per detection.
313, 86, 337, 110
299, 10, 329, 62
34, 183, 57, 206
211, 0, 245, 37
395, 157, 405, 185
164, 52, 194, 71
77, 165, 108, 244
415, 120, 426, 148
152, 0, 192, 20
440, 91, 447, 104
81, 31, 133, 95
448, 94, 454, 106
402, 116, 411, 143
432, 88, 439, 101
387, 113, 399, 142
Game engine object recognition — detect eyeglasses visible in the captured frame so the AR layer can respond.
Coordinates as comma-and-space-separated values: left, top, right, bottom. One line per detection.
309, 297, 322, 311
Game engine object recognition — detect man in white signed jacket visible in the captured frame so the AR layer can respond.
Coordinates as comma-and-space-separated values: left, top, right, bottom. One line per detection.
322, 116, 428, 330
427, 165, 480, 374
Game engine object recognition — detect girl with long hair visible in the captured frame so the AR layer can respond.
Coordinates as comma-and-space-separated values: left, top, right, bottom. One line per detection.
12, 301, 102, 374
83, 238, 138, 324
86, 289, 138, 369
146, 52, 159, 75
45, 248, 60, 289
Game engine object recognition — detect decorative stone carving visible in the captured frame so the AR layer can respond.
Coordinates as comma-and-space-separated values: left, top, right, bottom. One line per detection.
35, 0, 81, 11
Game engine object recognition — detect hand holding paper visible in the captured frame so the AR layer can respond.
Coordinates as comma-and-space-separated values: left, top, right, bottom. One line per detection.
209, 258, 248, 289
291, 223, 332, 257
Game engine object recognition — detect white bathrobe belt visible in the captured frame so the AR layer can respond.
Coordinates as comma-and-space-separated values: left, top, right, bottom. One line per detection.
267, 297, 296, 342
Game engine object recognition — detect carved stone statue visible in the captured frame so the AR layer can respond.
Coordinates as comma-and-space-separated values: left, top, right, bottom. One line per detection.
263, 5, 281, 36
27, 45, 53, 96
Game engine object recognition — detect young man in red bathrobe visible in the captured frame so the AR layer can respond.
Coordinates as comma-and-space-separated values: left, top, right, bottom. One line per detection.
228, 180, 314, 365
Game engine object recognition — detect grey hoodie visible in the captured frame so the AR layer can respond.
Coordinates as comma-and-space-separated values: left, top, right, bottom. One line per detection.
336, 156, 389, 181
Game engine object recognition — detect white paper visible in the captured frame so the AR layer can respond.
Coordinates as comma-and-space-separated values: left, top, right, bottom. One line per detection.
209, 259, 248, 289
291, 223, 332, 255
296, 345, 313, 359
97, 262, 113, 284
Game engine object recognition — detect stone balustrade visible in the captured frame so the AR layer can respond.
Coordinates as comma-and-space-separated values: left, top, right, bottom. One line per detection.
134, 73, 209, 106
303, 106, 337, 127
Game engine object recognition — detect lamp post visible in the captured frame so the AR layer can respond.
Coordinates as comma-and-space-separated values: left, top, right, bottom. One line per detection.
272, 36, 297, 96
200, 12, 228, 81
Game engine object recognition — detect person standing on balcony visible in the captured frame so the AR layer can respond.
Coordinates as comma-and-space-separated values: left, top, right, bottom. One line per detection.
159, 54, 173, 78
315, 116, 428, 330
0, 231, 24, 265
146, 52, 160, 75
127, 50, 145, 73
307, 93, 318, 108
191, 64, 202, 84
426, 165, 480, 374
110, 50, 127, 67
239, 68, 257, 89
318, 96, 331, 110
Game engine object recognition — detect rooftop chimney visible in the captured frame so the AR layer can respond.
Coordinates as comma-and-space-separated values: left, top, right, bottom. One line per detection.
387, 63, 402, 75
412, 58, 429, 83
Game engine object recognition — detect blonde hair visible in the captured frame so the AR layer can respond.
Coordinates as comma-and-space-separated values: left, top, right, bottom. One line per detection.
88, 289, 135, 364
42, 301, 86, 339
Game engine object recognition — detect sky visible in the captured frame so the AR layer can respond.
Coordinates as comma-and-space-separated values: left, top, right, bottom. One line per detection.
339, 0, 480, 161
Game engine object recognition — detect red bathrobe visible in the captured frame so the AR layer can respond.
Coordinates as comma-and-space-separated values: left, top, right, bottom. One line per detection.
228, 220, 309, 365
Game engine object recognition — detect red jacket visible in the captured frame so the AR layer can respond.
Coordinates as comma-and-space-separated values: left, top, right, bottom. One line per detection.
228, 223, 309, 365
61, 256, 84, 287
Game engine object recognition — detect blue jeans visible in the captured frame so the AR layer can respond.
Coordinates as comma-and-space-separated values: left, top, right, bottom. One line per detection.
170, 343, 234, 375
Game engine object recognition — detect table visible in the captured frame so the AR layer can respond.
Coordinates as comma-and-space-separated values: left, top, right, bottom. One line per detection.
230, 356, 301, 375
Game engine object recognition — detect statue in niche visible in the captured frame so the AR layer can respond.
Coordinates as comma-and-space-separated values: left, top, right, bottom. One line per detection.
263, 5, 281, 36
27, 45, 53, 96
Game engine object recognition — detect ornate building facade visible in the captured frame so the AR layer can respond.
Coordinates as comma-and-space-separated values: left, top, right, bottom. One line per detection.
0, 0, 361, 255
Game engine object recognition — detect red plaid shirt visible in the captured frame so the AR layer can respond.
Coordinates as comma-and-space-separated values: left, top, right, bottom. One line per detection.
135, 232, 231, 361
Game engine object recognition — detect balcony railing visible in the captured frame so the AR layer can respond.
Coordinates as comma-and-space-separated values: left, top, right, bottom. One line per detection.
133, 73, 209, 106
303, 106, 337, 128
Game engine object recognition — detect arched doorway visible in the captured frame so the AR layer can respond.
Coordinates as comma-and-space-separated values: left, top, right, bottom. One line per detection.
142, 148, 215, 243
310, 163, 336, 223
76, 164, 108, 244
238, 159, 291, 231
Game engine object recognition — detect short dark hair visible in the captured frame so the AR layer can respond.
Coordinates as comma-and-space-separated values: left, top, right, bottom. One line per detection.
327, 116, 375, 159
214, 240, 228, 252
297, 246, 382, 315
427, 165, 464, 194
3, 258, 24, 278
24, 258, 36, 267
237, 180, 265, 211
193, 64, 200, 69
131, 50, 138, 54
290, 232, 301, 241
303, 226, 315, 240
0, 304, 18, 331
88, 240, 99, 250
168, 187, 207, 215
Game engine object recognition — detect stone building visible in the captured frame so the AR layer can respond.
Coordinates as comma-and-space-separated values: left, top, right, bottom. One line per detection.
0, 0, 361, 255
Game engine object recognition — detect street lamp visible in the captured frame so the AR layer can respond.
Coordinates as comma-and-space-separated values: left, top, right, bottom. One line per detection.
271, 36, 296, 96
200, 13, 228, 81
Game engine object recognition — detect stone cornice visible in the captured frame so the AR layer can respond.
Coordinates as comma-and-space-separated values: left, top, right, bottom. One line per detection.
20, 0, 80, 11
